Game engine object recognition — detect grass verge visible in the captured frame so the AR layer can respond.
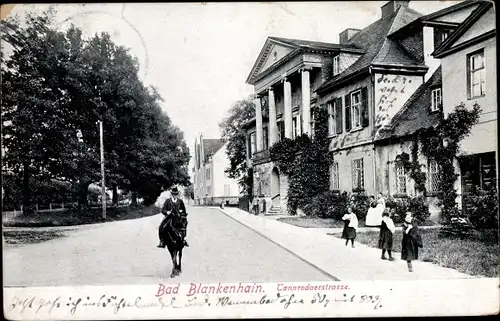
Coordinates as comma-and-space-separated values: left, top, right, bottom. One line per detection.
277, 216, 354, 228
334, 228, 498, 278
3, 205, 160, 228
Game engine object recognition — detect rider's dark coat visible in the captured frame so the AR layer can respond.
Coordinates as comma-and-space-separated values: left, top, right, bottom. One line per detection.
161, 197, 187, 217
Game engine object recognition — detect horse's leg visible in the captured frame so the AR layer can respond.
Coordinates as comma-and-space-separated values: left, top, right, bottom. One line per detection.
170, 250, 177, 278
178, 247, 183, 274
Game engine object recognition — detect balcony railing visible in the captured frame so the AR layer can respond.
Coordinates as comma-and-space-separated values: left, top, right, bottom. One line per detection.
252, 149, 271, 164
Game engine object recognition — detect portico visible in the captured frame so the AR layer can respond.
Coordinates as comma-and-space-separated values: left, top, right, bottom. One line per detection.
244, 36, 363, 214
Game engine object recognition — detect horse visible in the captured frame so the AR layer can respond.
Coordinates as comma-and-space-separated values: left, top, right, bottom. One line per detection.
159, 212, 187, 278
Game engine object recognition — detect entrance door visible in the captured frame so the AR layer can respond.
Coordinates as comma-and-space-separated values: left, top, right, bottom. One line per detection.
460, 152, 497, 212
271, 168, 281, 206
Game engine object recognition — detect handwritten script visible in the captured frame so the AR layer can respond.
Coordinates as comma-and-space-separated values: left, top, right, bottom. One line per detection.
8, 292, 384, 316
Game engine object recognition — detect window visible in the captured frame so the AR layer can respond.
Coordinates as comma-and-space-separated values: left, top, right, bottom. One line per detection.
263, 127, 269, 150
395, 162, 407, 194
468, 50, 485, 98
350, 90, 362, 129
206, 186, 211, 196
277, 121, 285, 142
333, 55, 340, 76
428, 159, 440, 193
351, 158, 364, 190
331, 161, 339, 190
310, 111, 316, 139
292, 115, 301, 138
434, 28, 450, 48
327, 102, 335, 135
431, 87, 442, 112
249, 132, 256, 156
206, 168, 210, 180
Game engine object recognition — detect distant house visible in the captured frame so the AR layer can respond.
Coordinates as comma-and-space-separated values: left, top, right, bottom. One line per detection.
192, 134, 241, 206
433, 1, 497, 210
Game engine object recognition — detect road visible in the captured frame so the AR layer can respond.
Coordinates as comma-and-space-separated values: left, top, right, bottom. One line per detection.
3, 206, 333, 287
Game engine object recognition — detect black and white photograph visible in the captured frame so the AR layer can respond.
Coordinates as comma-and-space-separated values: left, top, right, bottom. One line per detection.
2, 1, 498, 319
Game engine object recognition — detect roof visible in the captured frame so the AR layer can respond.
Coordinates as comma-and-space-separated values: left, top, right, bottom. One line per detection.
388, 0, 482, 38
246, 36, 364, 84
202, 139, 225, 162
375, 66, 442, 142
433, 1, 494, 58
317, 5, 426, 93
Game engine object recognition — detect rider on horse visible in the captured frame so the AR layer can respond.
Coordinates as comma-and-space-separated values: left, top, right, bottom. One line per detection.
157, 186, 189, 248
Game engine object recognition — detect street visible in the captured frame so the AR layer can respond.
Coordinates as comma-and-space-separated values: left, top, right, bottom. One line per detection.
3, 206, 333, 287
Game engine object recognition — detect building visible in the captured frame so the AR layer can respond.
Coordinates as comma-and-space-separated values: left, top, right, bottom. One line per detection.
433, 1, 497, 210
244, 0, 490, 216
192, 134, 241, 206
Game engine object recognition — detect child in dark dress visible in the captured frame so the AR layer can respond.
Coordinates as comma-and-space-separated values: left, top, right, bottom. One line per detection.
342, 207, 358, 248
401, 212, 423, 272
378, 208, 396, 261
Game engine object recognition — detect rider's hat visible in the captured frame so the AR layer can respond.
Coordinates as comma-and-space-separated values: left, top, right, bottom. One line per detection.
171, 186, 180, 196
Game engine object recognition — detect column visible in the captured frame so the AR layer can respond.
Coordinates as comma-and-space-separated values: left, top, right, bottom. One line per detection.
301, 68, 311, 136
253, 95, 263, 152
283, 78, 293, 139
268, 88, 277, 147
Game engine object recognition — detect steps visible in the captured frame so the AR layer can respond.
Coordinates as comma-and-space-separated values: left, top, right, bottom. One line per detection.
266, 205, 282, 216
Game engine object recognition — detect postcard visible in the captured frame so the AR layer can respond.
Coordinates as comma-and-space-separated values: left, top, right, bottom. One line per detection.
2, 1, 498, 319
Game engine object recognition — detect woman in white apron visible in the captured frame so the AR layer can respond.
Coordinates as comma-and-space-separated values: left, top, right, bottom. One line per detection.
365, 193, 385, 227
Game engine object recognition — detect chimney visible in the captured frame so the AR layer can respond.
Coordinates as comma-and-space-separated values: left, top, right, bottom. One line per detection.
339, 28, 361, 45
381, 1, 410, 19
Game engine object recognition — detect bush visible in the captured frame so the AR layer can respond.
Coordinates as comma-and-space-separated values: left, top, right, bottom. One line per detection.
385, 195, 430, 224
464, 185, 498, 229
303, 190, 349, 219
349, 192, 370, 221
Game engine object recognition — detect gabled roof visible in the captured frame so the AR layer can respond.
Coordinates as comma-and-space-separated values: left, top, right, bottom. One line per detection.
246, 36, 363, 85
433, 1, 495, 58
375, 66, 442, 142
202, 139, 225, 162
317, 5, 426, 94
388, 0, 482, 38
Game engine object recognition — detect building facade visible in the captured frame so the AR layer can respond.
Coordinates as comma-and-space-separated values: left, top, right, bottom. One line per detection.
433, 1, 497, 210
244, 0, 495, 217
192, 135, 241, 205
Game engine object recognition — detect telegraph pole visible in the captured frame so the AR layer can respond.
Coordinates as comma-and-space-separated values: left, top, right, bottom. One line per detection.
99, 119, 106, 220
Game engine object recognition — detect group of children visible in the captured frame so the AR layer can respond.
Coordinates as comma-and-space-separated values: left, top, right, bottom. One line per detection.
341, 206, 423, 272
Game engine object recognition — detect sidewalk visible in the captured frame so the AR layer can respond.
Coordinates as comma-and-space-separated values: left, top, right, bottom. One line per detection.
217, 207, 476, 281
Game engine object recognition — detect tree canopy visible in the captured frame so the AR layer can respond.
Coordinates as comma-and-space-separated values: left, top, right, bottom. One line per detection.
1, 9, 190, 211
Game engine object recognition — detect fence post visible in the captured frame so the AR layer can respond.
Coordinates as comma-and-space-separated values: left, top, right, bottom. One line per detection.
49, 203, 52, 210
62, 203, 65, 209
36, 204, 39, 211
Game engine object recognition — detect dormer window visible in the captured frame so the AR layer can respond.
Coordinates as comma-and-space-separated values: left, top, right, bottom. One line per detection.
434, 28, 451, 49
333, 55, 340, 76
431, 87, 442, 112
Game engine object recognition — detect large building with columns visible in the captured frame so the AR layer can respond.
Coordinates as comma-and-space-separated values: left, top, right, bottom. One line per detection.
244, 0, 488, 216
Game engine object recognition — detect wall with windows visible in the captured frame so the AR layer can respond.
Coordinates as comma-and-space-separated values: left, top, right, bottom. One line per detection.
331, 144, 375, 195
374, 140, 441, 219
211, 142, 241, 198
441, 36, 496, 156
320, 76, 374, 152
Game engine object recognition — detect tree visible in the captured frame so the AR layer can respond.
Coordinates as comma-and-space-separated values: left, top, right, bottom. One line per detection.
219, 98, 255, 195
2, 10, 191, 212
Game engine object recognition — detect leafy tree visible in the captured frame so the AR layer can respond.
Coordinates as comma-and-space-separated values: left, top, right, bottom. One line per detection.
219, 98, 255, 195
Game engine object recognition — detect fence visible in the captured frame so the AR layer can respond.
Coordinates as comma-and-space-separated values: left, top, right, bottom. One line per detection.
2, 201, 120, 220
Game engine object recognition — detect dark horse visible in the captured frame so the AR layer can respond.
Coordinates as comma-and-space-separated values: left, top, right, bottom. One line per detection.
159, 213, 187, 278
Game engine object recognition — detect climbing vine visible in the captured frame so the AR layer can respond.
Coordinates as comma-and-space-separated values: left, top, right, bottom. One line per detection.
270, 107, 333, 214
395, 136, 427, 196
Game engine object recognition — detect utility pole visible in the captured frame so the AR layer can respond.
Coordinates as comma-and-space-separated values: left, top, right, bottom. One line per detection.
99, 119, 106, 220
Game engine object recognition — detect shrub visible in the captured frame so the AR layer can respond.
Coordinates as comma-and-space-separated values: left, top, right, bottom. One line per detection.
464, 185, 499, 229
303, 190, 349, 219
385, 195, 430, 224
348, 192, 370, 221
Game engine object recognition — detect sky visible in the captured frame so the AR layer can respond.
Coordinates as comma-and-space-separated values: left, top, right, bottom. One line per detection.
8, 1, 461, 178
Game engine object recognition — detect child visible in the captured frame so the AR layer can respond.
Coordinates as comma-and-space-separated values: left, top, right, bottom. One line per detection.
342, 207, 358, 248
378, 208, 396, 261
401, 212, 423, 272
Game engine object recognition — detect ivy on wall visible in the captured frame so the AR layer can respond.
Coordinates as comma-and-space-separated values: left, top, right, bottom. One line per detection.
396, 102, 481, 223
270, 107, 333, 214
